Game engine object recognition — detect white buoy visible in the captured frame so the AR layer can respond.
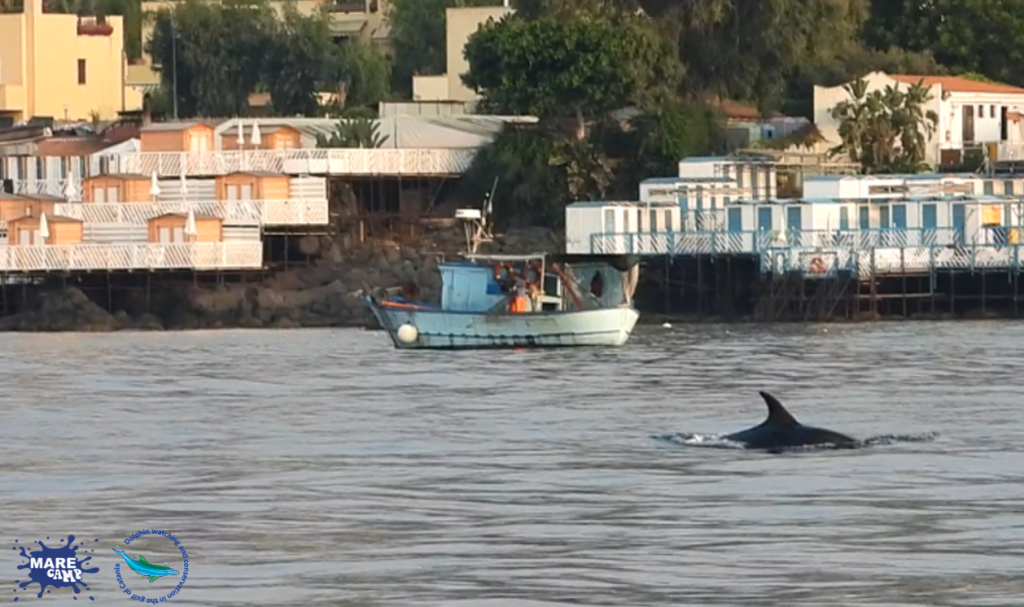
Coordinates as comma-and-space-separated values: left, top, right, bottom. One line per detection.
396, 323, 418, 344
662, 322, 672, 329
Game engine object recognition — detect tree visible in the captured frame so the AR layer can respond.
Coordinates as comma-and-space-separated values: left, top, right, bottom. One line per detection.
147, 0, 277, 117
641, 0, 868, 113
146, 0, 388, 118
264, 3, 342, 116
316, 118, 390, 148
863, 0, 1024, 88
462, 11, 680, 138
829, 77, 938, 173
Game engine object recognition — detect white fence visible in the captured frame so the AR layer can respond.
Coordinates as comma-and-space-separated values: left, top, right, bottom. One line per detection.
52, 199, 328, 226
112, 148, 477, 177
0, 242, 263, 271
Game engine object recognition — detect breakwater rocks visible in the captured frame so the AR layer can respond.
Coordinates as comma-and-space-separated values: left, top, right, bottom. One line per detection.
0, 227, 566, 333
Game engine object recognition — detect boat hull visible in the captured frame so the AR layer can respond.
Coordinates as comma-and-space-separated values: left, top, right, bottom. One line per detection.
366, 298, 640, 350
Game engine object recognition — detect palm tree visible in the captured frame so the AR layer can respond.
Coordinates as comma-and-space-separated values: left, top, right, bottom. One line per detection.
829, 77, 938, 173
315, 118, 390, 149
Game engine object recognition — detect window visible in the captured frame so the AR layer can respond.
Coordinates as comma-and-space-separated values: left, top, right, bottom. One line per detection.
984, 181, 994, 195
77, 59, 86, 85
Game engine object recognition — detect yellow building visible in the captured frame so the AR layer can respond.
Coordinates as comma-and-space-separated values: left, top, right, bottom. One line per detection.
0, 0, 143, 122
412, 5, 514, 102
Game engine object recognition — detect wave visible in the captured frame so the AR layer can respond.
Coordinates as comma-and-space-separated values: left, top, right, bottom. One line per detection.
650, 432, 939, 453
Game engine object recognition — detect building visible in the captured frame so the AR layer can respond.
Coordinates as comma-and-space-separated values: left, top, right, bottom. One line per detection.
0, 0, 143, 123
814, 71, 1024, 169
412, 5, 514, 103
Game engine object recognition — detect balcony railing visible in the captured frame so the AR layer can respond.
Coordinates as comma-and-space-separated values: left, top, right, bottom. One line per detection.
0, 242, 263, 272
112, 148, 477, 177
586, 227, 1024, 276
52, 199, 329, 226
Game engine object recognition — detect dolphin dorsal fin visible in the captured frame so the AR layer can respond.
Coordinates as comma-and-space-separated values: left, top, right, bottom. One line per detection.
760, 391, 798, 425
138, 554, 149, 565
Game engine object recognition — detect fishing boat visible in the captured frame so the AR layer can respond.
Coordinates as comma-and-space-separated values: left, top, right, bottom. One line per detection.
364, 252, 641, 350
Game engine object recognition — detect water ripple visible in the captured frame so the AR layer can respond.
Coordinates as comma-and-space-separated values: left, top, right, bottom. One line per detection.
0, 322, 1023, 605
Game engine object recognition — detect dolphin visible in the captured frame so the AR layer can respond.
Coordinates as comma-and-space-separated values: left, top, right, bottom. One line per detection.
722, 391, 858, 451
112, 547, 179, 583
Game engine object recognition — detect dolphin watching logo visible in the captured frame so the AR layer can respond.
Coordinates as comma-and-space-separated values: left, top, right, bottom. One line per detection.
112, 547, 179, 582
10, 535, 100, 601
113, 529, 189, 602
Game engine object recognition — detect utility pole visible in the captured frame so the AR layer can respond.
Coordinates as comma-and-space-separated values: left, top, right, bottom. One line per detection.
171, 15, 179, 120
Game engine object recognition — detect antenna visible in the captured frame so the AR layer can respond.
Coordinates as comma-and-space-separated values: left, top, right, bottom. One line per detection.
454, 177, 497, 255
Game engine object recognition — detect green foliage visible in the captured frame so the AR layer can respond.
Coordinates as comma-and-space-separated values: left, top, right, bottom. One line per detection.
316, 118, 390, 149
828, 77, 939, 173
462, 11, 679, 131
146, 0, 389, 118
621, 102, 725, 184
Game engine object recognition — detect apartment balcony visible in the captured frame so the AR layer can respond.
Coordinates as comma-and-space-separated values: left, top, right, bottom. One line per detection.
0, 242, 262, 272
112, 148, 477, 178
53, 199, 329, 227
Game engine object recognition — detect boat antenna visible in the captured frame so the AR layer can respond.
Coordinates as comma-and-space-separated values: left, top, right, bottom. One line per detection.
454, 176, 497, 255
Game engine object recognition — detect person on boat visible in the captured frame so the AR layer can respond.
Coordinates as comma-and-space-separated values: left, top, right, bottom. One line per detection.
510, 277, 528, 313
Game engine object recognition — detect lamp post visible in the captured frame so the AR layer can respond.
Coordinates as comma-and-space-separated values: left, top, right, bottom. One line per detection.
171, 14, 178, 120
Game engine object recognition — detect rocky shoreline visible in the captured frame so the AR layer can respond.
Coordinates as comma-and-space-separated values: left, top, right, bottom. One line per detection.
0, 226, 565, 333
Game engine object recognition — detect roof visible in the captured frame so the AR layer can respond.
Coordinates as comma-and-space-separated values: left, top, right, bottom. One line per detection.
140, 121, 213, 132
0, 192, 63, 201
223, 125, 296, 137
890, 74, 1024, 95
36, 137, 115, 157
221, 171, 282, 178
214, 116, 538, 150
85, 173, 150, 180
151, 211, 219, 220
9, 214, 82, 223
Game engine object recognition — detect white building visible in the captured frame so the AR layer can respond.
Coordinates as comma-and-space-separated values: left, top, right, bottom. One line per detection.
814, 71, 1024, 168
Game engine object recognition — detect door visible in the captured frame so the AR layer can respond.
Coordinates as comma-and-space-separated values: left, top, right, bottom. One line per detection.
226, 185, 238, 200
603, 208, 615, 234
677, 195, 689, 230
922, 203, 937, 245
159, 227, 171, 243
728, 207, 742, 233
106, 187, 118, 202
18, 229, 29, 246
189, 132, 199, 152
663, 210, 672, 232
963, 105, 975, 144
839, 207, 850, 230
648, 209, 658, 233
952, 203, 966, 245
695, 194, 704, 230
240, 184, 253, 200
173, 227, 184, 242
757, 207, 772, 235
786, 205, 802, 243
1002, 106, 1009, 141
198, 135, 208, 152
93, 187, 105, 202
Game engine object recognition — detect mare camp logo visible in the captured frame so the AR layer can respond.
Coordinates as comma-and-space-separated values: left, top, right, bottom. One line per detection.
10, 535, 100, 601
113, 530, 189, 603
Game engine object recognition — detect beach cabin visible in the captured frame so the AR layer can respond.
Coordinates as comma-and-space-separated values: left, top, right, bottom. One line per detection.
0, 193, 58, 222
214, 172, 290, 201
147, 213, 222, 243
977, 175, 1024, 197
7, 215, 83, 245
677, 156, 778, 199
639, 177, 738, 231
82, 174, 152, 203
221, 125, 302, 151
139, 122, 216, 153
802, 174, 976, 200
566, 201, 679, 255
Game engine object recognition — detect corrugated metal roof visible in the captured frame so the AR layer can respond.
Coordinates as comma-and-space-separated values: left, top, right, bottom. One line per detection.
214, 116, 537, 149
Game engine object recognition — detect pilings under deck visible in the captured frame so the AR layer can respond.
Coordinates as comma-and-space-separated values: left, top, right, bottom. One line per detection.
634, 254, 1024, 322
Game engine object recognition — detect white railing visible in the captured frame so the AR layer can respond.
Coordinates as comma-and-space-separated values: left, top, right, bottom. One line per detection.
53, 199, 329, 226
14, 179, 80, 198
112, 148, 478, 177
0, 242, 263, 271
